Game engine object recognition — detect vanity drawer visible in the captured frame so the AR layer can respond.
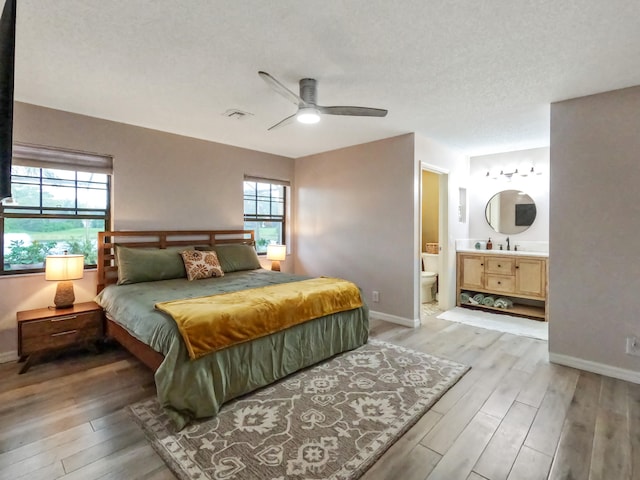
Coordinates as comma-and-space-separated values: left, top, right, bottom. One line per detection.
485, 257, 516, 275
485, 274, 515, 293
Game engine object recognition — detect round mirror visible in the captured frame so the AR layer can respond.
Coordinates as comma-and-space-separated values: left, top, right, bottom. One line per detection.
485, 190, 537, 234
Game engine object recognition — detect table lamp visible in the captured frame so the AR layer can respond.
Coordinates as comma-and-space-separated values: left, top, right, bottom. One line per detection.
45, 253, 84, 308
266, 244, 286, 271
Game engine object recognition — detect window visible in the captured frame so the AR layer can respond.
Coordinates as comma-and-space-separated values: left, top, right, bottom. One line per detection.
243, 176, 289, 254
1, 144, 112, 274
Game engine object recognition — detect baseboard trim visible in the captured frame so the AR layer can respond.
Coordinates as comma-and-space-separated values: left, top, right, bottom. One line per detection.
0, 350, 17, 364
549, 352, 640, 385
369, 311, 420, 328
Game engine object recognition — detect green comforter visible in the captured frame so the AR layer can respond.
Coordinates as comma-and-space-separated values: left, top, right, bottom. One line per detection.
95, 269, 369, 429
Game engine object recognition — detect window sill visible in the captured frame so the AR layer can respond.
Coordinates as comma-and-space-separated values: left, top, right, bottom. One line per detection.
0, 267, 97, 278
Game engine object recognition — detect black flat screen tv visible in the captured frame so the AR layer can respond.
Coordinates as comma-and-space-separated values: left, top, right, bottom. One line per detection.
0, 0, 16, 201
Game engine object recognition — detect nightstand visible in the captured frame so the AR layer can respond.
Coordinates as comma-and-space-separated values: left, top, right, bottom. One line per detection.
17, 301, 104, 374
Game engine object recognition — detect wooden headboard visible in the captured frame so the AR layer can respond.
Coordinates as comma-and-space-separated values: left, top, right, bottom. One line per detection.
97, 229, 255, 293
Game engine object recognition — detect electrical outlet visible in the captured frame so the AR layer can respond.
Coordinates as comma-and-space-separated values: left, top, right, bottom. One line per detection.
626, 336, 640, 356
372, 291, 379, 303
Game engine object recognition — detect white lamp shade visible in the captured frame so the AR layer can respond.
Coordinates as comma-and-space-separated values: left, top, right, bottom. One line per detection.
266, 244, 286, 261
45, 255, 85, 281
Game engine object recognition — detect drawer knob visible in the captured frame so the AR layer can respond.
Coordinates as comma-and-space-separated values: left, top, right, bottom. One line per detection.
516, 266, 520, 269
498, 264, 501, 267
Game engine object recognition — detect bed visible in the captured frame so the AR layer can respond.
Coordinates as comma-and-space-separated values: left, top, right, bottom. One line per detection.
95, 230, 369, 429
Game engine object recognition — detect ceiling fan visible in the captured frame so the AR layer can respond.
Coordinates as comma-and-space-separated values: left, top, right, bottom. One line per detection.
258, 71, 388, 130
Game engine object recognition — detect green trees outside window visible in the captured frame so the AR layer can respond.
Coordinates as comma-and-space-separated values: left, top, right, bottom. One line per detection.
243, 180, 286, 253
1, 165, 110, 273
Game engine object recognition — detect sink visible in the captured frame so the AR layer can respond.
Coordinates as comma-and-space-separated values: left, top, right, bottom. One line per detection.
456, 248, 548, 257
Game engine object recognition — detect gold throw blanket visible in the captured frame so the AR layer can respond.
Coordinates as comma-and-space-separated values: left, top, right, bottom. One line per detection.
155, 277, 363, 360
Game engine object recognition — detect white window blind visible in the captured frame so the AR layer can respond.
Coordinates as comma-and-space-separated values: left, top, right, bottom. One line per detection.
243, 175, 290, 187
12, 143, 113, 174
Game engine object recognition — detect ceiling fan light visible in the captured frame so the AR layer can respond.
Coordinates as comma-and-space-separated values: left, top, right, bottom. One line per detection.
296, 107, 320, 124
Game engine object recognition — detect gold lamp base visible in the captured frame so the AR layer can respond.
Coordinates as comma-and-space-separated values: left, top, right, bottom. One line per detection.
270, 260, 281, 271
53, 280, 75, 309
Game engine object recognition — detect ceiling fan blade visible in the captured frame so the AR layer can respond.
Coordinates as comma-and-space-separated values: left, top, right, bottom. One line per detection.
267, 113, 296, 131
318, 106, 388, 117
258, 71, 304, 107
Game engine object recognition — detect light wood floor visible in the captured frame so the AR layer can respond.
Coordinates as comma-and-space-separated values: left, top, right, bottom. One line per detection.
1, 313, 639, 480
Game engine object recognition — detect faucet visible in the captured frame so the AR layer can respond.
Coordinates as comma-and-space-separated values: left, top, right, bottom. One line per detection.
506, 237, 510, 251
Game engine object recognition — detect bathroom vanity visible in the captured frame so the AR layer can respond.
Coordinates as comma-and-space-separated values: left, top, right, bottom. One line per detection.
456, 250, 548, 320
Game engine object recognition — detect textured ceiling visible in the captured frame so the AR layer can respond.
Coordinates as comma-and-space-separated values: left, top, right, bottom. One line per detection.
13, 0, 640, 158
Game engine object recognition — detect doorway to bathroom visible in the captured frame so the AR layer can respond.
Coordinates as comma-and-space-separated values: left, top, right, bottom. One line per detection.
420, 163, 449, 319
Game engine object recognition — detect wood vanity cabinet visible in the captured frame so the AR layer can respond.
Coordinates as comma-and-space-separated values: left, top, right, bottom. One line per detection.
458, 254, 485, 290
514, 258, 546, 298
457, 252, 548, 320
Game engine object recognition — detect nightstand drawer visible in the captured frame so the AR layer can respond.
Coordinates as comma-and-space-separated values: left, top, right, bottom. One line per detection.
21, 323, 103, 355
20, 310, 102, 339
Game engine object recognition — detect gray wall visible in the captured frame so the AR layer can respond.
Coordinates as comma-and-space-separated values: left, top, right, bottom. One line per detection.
0, 102, 294, 359
12, 103, 294, 231
549, 86, 640, 379
294, 134, 417, 321
294, 133, 468, 324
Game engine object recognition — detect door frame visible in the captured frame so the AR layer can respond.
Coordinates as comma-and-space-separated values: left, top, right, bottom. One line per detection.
418, 161, 451, 319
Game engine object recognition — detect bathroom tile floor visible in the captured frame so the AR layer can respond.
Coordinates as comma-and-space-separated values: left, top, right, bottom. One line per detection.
421, 301, 443, 318
437, 306, 548, 341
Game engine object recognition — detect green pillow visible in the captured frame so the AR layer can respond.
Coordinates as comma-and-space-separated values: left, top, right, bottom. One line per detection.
196, 244, 261, 272
115, 245, 189, 285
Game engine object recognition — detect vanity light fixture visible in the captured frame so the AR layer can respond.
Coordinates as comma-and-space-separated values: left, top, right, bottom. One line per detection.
498, 169, 518, 180
485, 166, 542, 179
519, 166, 542, 177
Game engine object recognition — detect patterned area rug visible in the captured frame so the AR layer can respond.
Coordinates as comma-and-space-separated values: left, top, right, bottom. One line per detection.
129, 340, 469, 480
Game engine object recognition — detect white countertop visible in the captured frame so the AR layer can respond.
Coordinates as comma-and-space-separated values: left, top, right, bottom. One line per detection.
456, 248, 548, 257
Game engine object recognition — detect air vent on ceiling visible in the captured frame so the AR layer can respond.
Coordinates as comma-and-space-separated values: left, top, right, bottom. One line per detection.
222, 109, 254, 120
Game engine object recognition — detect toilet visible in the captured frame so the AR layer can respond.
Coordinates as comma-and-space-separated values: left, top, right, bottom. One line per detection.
421, 253, 439, 303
